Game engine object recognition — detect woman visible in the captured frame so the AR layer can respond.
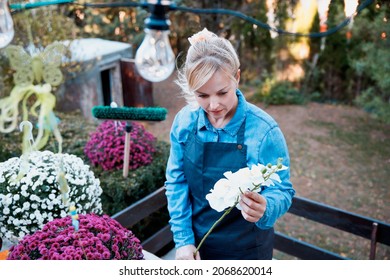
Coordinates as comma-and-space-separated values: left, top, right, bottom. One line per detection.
165, 28, 295, 260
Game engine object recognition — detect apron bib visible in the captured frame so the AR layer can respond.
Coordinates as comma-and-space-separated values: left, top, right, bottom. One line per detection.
183, 114, 274, 260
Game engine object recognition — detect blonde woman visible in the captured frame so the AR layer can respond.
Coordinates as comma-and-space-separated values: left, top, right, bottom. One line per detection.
165, 28, 295, 260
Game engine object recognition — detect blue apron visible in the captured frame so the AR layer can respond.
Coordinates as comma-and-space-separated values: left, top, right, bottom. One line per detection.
183, 113, 274, 260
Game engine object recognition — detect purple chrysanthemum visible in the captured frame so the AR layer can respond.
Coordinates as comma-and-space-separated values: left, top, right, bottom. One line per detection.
84, 121, 156, 171
7, 214, 144, 260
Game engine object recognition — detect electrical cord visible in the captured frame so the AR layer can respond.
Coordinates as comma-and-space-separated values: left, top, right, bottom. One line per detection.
9, 0, 374, 38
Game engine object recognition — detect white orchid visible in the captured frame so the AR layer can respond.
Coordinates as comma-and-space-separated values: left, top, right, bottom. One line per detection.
206, 160, 287, 212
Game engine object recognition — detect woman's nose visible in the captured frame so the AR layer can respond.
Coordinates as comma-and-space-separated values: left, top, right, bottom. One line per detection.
209, 97, 219, 110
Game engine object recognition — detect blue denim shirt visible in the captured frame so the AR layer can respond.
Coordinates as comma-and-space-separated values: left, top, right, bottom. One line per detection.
165, 89, 295, 248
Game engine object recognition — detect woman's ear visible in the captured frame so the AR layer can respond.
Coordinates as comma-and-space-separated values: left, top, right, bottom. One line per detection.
235, 69, 241, 84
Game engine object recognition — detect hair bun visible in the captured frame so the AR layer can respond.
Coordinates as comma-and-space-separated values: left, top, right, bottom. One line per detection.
188, 28, 216, 45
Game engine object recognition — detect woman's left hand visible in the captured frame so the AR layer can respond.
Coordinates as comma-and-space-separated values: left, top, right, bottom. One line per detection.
239, 191, 267, 223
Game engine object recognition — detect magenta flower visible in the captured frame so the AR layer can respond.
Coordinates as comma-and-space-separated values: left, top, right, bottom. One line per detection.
84, 121, 156, 171
7, 214, 144, 260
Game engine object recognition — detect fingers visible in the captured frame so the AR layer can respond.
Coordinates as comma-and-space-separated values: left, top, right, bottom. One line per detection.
241, 191, 267, 204
194, 250, 201, 260
175, 244, 201, 260
239, 191, 266, 223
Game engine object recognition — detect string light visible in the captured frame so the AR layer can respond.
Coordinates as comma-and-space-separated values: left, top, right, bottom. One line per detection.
6, 0, 375, 82
134, 0, 175, 82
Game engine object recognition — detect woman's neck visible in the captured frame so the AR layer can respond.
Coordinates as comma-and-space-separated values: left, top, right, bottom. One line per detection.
208, 98, 238, 129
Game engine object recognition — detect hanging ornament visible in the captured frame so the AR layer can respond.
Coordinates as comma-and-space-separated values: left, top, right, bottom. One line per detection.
344, 0, 359, 41
0, 43, 65, 153
317, 0, 331, 51
0, 0, 14, 48
266, 0, 278, 38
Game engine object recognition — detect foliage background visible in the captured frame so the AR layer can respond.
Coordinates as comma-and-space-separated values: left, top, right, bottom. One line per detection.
2, 0, 389, 123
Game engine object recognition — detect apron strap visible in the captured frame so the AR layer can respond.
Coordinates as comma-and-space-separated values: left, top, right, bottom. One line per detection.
236, 119, 246, 144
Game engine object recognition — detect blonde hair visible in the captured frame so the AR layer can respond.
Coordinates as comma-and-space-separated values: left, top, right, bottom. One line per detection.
175, 29, 240, 108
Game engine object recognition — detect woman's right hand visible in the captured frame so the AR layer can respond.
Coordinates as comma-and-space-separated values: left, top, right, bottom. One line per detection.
175, 244, 201, 260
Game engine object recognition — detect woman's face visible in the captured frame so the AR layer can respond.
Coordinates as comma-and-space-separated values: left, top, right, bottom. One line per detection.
195, 69, 240, 128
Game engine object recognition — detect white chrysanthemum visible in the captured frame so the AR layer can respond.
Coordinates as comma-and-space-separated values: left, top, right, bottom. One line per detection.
0, 150, 103, 243
47, 176, 55, 184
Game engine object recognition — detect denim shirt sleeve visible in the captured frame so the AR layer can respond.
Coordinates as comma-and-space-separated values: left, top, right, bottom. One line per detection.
255, 125, 295, 229
165, 108, 196, 248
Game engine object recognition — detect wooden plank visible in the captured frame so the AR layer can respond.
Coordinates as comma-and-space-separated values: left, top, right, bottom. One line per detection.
141, 225, 174, 255
289, 196, 390, 246
274, 232, 347, 260
110, 189, 390, 259
112, 187, 167, 228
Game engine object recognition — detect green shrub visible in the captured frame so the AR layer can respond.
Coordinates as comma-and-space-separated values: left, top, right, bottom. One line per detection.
355, 89, 390, 124
252, 80, 306, 106
94, 141, 171, 245
94, 141, 170, 216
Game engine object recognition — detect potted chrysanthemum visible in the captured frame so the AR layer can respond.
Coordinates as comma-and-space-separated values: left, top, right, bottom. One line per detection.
0, 150, 103, 246
6, 213, 144, 260
84, 120, 156, 171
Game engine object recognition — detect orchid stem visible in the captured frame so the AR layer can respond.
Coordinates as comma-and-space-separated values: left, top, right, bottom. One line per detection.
193, 182, 265, 257
194, 203, 235, 257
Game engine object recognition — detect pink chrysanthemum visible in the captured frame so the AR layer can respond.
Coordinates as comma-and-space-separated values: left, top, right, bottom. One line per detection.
84, 121, 156, 171
7, 214, 144, 260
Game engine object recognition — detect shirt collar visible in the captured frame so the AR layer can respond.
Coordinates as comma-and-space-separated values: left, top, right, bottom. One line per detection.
197, 89, 247, 136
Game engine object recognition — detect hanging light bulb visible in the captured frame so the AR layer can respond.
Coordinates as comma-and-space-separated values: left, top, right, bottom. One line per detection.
135, 28, 175, 83
135, 0, 175, 83
0, 0, 14, 48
